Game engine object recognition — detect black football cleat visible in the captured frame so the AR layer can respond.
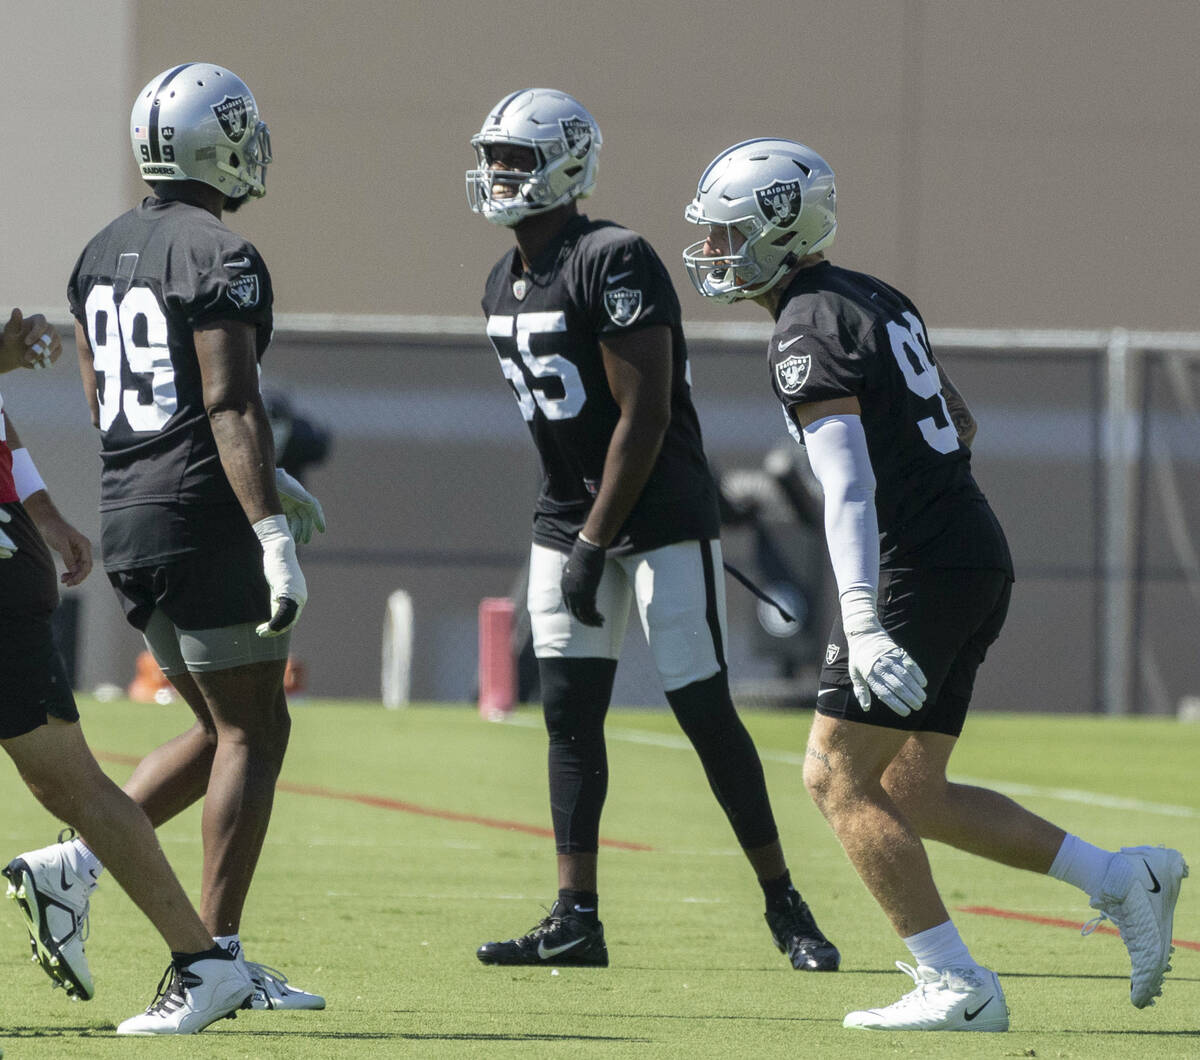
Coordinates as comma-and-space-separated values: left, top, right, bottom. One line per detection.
765, 891, 840, 971
477, 901, 609, 967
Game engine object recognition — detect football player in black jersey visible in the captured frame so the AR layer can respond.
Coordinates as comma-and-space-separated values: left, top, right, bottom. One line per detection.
9, 64, 325, 1030
0, 316, 257, 1030
466, 90, 838, 972
684, 139, 1187, 1030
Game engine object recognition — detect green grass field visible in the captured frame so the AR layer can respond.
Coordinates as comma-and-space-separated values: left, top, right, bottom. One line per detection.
1, 699, 1198, 1058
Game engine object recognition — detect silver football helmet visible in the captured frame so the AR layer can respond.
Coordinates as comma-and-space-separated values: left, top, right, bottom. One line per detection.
683, 139, 836, 302
466, 88, 602, 227
130, 63, 271, 200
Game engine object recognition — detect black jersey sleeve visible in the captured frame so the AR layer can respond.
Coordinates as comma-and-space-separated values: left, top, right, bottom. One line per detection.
172, 237, 273, 332
580, 231, 679, 337
769, 326, 868, 409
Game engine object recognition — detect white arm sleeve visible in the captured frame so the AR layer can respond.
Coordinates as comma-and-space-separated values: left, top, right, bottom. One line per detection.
801, 413, 879, 597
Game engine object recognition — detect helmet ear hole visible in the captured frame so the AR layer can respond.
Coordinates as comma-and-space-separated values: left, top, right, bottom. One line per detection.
771, 231, 797, 247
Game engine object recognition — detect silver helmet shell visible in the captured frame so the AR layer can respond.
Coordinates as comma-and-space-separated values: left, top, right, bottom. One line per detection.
131, 63, 271, 200
466, 88, 602, 227
683, 139, 836, 302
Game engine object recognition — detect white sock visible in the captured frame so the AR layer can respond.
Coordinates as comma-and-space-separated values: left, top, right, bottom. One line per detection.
1048, 834, 1113, 898
62, 837, 104, 888
902, 919, 974, 972
213, 934, 243, 959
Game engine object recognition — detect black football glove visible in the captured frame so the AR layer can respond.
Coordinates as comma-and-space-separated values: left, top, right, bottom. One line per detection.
561, 535, 606, 627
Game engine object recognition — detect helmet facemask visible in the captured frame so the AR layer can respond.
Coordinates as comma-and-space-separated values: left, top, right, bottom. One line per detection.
465, 89, 602, 227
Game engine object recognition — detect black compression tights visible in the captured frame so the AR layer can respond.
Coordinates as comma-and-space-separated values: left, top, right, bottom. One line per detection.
540, 657, 617, 854
665, 671, 780, 850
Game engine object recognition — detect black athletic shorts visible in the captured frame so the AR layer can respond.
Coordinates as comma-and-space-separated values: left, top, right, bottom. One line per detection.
0, 504, 79, 738
817, 567, 1012, 737
108, 532, 270, 633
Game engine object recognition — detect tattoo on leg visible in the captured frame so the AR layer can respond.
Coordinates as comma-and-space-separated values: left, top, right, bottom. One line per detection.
806, 746, 832, 772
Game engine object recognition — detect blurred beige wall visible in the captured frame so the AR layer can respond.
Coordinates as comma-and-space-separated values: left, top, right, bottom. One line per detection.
7, 0, 1199, 329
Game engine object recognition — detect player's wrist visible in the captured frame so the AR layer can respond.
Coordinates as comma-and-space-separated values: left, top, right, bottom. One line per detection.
840, 586, 883, 638
252, 513, 292, 549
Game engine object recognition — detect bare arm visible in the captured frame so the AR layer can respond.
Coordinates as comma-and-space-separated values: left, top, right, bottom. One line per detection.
580, 324, 673, 546
937, 364, 977, 447
4, 412, 93, 585
193, 320, 281, 524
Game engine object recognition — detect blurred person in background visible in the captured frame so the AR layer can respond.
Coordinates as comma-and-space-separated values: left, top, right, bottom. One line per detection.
683, 137, 1187, 1032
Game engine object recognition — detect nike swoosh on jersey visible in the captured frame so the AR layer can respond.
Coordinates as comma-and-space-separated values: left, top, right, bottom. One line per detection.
224, 256, 252, 268
778, 334, 805, 352
606, 269, 633, 283
537, 937, 585, 959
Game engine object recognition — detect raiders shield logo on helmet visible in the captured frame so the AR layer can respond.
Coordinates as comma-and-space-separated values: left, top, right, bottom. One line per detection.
560, 116, 592, 159
775, 353, 811, 395
604, 287, 642, 326
212, 95, 249, 144
226, 274, 260, 309
755, 178, 803, 227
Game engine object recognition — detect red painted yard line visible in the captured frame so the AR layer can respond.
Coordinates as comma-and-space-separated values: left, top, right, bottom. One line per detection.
93, 751, 655, 852
959, 905, 1200, 951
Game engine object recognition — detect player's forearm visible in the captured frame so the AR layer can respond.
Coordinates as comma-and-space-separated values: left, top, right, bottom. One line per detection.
208, 403, 281, 524
581, 415, 666, 546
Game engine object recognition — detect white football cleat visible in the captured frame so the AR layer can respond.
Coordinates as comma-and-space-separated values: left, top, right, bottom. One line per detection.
117, 955, 254, 1035
243, 960, 325, 1010
3, 841, 96, 1001
1084, 844, 1188, 1008
843, 961, 1009, 1032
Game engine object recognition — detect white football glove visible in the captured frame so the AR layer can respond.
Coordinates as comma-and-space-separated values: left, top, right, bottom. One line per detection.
253, 514, 307, 637
841, 587, 926, 717
274, 467, 326, 545
0, 507, 15, 559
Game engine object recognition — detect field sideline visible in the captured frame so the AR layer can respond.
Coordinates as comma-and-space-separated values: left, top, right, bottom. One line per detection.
1, 698, 1198, 1058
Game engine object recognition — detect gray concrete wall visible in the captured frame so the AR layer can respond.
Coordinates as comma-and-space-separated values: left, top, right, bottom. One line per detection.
6, 2, 1200, 330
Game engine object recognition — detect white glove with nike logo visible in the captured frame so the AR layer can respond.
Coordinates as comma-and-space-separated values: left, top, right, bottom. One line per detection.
0, 507, 15, 559
275, 467, 326, 545
841, 586, 926, 716
253, 514, 307, 637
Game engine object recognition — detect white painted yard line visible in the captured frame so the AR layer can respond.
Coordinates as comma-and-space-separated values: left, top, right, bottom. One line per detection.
504, 715, 1200, 821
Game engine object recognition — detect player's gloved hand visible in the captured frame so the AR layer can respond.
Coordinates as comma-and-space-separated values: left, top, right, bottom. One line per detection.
0, 507, 16, 559
253, 514, 307, 637
561, 533, 606, 627
275, 467, 326, 545
841, 587, 926, 717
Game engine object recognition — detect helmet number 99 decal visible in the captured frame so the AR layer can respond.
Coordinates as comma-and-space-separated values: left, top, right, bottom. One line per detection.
83, 283, 178, 433
486, 312, 585, 422
885, 312, 959, 455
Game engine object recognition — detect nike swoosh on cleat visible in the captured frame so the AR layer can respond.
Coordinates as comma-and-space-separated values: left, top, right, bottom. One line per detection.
537, 937, 585, 959
59, 864, 73, 892
1143, 859, 1162, 893
963, 997, 992, 1021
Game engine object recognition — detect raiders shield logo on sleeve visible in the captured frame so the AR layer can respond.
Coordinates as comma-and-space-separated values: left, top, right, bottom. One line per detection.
604, 286, 642, 326
212, 96, 249, 143
775, 353, 811, 395
227, 274, 260, 309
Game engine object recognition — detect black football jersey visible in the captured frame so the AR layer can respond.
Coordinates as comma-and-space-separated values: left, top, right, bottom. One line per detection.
770, 262, 1012, 574
67, 198, 273, 569
481, 215, 719, 554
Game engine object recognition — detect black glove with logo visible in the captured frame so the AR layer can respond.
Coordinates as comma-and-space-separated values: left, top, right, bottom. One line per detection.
560, 535, 606, 627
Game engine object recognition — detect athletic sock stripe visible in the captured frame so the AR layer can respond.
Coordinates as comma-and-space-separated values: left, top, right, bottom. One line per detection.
148, 62, 195, 162
699, 540, 727, 671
